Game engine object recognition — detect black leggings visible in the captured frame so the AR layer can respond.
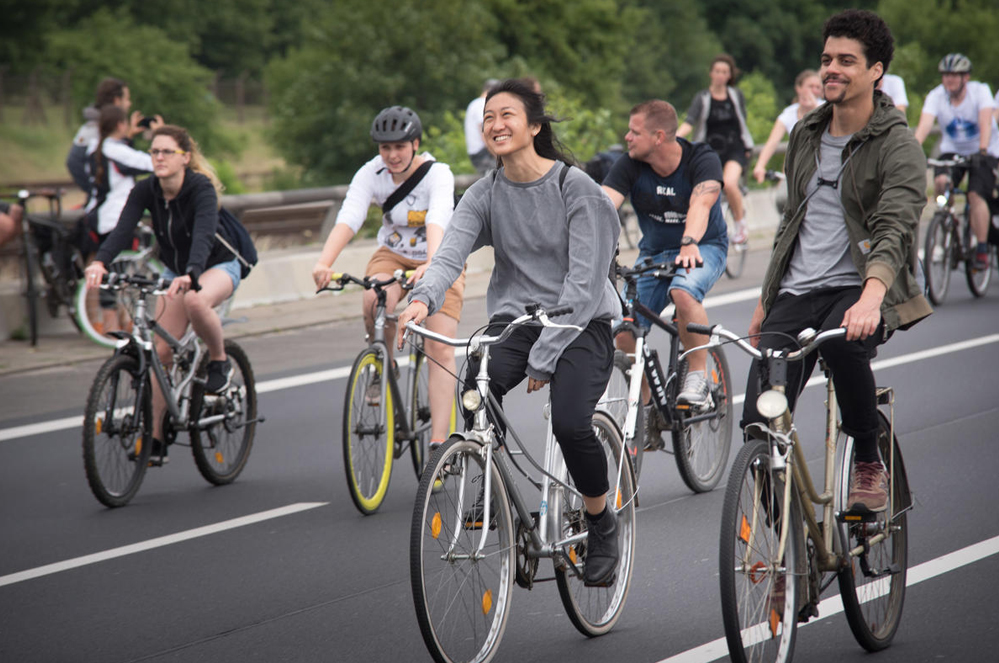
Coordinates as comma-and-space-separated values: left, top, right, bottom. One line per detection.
740, 287, 884, 463
464, 317, 614, 497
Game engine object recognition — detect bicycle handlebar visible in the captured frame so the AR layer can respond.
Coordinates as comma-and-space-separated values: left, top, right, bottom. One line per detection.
927, 156, 967, 168
315, 269, 416, 294
100, 271, 171, 294
686, 322, 847, 362
764, 169, 785, 182
405, 304, 579, 349
616, 258, 700, 283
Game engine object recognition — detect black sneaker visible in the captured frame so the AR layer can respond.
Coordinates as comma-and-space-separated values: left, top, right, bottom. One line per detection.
583, 507, 619, 587
148, 438, 169, 467
205, 358, 234, 394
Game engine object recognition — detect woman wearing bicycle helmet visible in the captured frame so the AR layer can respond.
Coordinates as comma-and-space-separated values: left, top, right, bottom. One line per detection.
397, 79, 623, 587
678, 54, 755, 243
84, 125, 243, 464
312, 106, 463, 448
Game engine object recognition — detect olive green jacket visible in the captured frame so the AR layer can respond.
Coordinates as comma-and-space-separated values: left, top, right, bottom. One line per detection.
762, 91, 933, 332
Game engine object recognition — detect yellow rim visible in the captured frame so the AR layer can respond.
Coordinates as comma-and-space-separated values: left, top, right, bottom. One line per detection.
347, 352, 394, 511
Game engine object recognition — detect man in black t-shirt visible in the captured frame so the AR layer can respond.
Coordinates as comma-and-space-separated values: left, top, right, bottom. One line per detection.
602, 100, 728, 424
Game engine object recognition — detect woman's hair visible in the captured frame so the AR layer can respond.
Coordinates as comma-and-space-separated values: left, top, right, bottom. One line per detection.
95, 77, 127, 107
794, 69, 819, 89
710, 54, 740, 85
152, 125, 224, 201
93, 105, 128, 187
484, 78, 575, 167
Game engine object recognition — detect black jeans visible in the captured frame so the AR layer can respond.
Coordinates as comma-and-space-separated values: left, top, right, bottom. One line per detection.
740, 287, 884, 463
464, 317, 614, 497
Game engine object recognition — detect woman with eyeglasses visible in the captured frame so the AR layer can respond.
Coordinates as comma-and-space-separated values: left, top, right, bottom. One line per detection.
84, 125, 242, 465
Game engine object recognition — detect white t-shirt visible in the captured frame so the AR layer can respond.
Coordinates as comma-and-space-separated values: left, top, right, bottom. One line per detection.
879, 74, 909, 108
335, 153, 455, 261
777, 99, 825, 133
922, 81, 999, 157
464, 96, 486, 155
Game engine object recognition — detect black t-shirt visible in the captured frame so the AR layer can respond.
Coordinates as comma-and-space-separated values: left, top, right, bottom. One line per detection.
706, 96, 743, 152
603, 138, 727, 253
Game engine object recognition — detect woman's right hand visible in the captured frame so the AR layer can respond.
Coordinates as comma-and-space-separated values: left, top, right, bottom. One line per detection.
84, 261, 108, 291
752, 163, 766, 184
312, 262, 333, 290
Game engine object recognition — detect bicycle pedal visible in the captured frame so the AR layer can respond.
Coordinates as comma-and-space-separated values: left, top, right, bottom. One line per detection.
837, 508, 879, 523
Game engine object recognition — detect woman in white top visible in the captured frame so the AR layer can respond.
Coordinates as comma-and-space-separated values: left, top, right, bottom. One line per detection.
752, 69, 823, 183
312, 106, 463, 448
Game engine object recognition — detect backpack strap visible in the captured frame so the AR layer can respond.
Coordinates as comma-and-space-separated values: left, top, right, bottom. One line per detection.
382, 160, 435, 216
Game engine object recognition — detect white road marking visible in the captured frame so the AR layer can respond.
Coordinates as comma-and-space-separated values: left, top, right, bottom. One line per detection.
658, 534, 999, 663
0, 502, 328, 588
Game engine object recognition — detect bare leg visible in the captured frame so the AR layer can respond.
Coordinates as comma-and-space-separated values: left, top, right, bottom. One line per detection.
672, 289, 708, 373
723, 161, 745, 222
967, 191, 990, 244
361, 277, 403, 365
182, 269, 233, 361
583, 494, 609, 516
423, 311, 458, 441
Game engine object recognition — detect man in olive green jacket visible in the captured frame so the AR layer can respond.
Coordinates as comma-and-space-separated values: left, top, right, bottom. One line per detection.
742, 10, 932, 514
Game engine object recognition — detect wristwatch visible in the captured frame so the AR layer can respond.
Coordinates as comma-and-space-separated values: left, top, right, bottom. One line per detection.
681, 235, 698, 246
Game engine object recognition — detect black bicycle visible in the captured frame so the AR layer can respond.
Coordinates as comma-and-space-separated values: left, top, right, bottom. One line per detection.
601, 258, 733, 491
6, 188, 84, 345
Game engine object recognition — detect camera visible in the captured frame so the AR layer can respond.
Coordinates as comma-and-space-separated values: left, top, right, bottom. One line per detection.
137, 116, 156, 128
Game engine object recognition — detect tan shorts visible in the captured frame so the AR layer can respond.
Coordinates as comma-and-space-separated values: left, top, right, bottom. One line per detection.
365, 245, 466, 322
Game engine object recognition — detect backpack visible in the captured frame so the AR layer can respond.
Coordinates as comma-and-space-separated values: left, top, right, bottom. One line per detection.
215, 207, 258, 278
582, 147, 624, 184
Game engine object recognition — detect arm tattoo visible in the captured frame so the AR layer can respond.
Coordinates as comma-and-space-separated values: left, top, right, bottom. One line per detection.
691, 181, 722, 198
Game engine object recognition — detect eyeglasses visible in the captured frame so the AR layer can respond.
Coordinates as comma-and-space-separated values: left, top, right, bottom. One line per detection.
148, 148, 187, 157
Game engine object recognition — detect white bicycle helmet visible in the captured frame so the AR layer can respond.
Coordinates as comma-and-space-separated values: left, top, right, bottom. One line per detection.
939, 53, 972, 73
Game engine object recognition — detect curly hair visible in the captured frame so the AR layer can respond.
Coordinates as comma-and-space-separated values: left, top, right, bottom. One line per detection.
822, 10, 894, 82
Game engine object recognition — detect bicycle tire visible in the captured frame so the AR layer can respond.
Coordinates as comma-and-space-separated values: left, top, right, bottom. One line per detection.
923, 211, 954, 305
75, 251, 165, 348
410, 436, 514, 663
22, 229, 40, 346
724, 202, 747, 279
963, 223, 994, 298
343, 347, 394, 515
82, 354, 152, 507
672, 346, 733, 493
409, 349, 458, 477
720, 438, 804, 663
190, 340, 257, 485
555, 411, 636, 637
602, 350, 645, 480
837, 411, 910, 652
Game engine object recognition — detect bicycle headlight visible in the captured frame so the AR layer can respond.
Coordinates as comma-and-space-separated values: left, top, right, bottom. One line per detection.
756, 390, 788, 419
935, 195, 947, 208
461, 389, 482, 413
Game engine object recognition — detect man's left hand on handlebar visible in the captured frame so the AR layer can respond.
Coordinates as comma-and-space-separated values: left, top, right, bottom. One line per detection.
396, 300, 429, 350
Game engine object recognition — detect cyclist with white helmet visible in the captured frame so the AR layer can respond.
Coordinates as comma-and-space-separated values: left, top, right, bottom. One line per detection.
312, 106, 463, 449
914, 53, 999, 270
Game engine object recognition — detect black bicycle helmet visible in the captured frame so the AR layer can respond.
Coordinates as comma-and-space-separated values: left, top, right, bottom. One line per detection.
370, 106, 422, 142
939, 53, 972, 73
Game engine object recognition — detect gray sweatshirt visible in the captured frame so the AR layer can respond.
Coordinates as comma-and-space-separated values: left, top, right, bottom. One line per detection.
411, 161, 621, 381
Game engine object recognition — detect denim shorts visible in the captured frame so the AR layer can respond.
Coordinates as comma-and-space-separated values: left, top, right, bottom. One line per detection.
633, 240, 726, 329
163, 258, 241, 292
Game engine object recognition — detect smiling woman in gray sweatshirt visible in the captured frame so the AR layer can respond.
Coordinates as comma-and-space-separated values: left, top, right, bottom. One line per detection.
398, 78, 623, 588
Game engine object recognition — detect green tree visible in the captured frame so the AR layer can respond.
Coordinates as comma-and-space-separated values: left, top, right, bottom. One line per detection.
45, 8, 233, 154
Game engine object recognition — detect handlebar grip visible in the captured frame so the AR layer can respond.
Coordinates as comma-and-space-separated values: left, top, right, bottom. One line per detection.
686, 323, 714, 335
547, 305, 574, 318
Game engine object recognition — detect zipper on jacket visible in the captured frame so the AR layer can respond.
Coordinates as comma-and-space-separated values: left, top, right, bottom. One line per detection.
164, 198, 181, 273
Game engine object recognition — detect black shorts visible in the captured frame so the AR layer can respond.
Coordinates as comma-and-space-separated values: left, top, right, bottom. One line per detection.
933, 152, 998, 201
709, 141, 749, 169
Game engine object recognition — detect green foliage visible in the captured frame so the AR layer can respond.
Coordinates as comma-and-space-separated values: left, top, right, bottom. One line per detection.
738, 71, 780, 144
44, 8, 236, 156
422, 111, 477, 176
211, 160, 246, 195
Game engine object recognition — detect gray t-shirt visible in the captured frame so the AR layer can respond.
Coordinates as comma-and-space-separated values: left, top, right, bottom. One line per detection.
411, 161, 621, 380
780, 129, 864, 295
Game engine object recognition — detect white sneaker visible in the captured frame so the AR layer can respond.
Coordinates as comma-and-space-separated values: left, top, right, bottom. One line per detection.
677, 370, 710, 407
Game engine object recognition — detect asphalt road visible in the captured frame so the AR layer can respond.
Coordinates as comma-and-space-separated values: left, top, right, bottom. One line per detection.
2, 252, 998, 663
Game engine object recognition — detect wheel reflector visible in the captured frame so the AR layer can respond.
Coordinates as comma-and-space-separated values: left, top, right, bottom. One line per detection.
95, 417, 103, 435
769, 608, 780, 636
431, 512, 442, 539
481, 589, 493, 615
215, 451, 224, 464
740, 514, 751, 544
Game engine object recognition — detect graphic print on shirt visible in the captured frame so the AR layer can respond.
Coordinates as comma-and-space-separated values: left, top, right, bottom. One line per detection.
944, 116, 980, 143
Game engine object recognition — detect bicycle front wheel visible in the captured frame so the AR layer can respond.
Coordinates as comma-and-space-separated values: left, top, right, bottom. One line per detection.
190, 340, 257, 485
724, 203, 747, 279
410, 437, 515, 663
75, 251, 164, 348
601, 350, 645, 480
409, 348, 458, 477
555, 411, 636, 636
837, 411, 910, 652
672, 346, 733, 493
923, 211, 954, 305
720, 438, 804, 663
343, 347, 394, 515
82, 354, 152, 507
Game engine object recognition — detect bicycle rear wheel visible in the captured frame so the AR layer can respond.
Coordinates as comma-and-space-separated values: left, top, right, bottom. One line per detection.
720, 438, 804, 663
410, 437, 514, 663
190, 340, 257, 485
923, 211, 954, 305
82, 354, 152, 507
964, 223, 994, 297
75, 251, 165, 348
672, 346, 733, 493
555, 411, 636, 636
837, 411, 910, 652
724, 202, 747, 279
601, 350, 645, 479
409, 348, 458, 477
343, 347, 394, 514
